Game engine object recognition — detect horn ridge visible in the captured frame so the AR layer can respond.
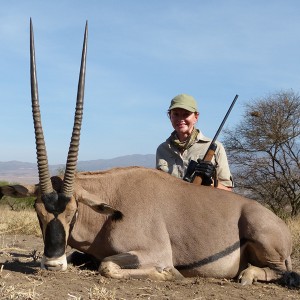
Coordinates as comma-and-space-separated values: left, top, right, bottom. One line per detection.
30, 19, 53, 195
63, 21, 88, 197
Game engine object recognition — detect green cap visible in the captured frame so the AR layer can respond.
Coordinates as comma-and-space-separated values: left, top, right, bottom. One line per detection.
169, 94, 198, 112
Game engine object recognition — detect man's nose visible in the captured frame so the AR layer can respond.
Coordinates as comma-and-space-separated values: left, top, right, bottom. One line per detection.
176, 114, 184, 120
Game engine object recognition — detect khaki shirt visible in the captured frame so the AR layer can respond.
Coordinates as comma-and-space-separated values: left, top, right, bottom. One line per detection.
156, 131, 233, 187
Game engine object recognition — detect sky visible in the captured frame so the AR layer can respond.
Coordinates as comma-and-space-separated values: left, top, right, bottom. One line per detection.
1, 0, 300, 164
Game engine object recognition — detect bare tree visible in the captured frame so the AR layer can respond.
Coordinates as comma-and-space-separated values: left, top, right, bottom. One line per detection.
223, 90, 300, 217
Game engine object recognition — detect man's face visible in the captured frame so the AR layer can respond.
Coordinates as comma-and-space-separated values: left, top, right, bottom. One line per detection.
169, 108, 199, 139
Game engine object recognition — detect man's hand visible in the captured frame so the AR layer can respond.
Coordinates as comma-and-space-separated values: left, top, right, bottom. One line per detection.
195, 160, 215, 186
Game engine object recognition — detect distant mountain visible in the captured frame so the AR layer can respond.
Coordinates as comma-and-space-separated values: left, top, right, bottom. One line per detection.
0, 154, 155, 184
0, 161, 38, 183
76, 154, 155, 171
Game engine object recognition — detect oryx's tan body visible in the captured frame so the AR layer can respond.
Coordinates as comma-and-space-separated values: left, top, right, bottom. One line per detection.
4, 166, 291, 283
69, 166, 292, 281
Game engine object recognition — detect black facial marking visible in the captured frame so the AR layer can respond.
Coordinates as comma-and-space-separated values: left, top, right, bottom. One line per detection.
42, 192, 71, 217
35, 213, 44, 236
44, 218, 66, 258
69, 211, 77, 233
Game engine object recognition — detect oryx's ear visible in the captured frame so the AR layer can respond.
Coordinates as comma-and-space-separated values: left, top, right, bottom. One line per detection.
0, 184, 38, 199
79, 190, 123, 221
93, 203, 123, 220
84, 201, 123, 221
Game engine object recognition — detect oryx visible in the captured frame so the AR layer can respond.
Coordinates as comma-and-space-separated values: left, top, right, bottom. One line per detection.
0, 20, 298, 286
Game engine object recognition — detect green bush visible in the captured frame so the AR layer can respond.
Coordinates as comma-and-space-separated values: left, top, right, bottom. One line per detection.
2, 197, 35, 210
0, 181, 35, 210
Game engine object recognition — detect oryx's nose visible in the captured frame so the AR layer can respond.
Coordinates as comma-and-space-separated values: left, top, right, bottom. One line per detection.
41, 254, 68, 271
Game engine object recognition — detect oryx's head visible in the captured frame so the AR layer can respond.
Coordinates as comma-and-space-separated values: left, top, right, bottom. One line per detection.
30, 19, 87, 271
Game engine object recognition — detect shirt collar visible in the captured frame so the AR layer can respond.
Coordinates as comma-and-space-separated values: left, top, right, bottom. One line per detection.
195, 130, 211, 142
167, 129, 211, 143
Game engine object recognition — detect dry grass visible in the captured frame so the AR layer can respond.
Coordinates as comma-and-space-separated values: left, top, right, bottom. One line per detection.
0, 280, 116, 300
0, 281, 40, 299
0, 267, 117, 300
86, 285, 116, 300
287, 216, 300, 260
0, 207, 41, 237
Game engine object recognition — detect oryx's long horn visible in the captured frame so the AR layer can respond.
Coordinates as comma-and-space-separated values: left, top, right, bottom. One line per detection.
62, 21, 88, 197
30, 18, 53, 195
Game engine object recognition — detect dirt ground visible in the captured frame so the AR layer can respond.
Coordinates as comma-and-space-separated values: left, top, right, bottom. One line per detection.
0, 235, 300, 300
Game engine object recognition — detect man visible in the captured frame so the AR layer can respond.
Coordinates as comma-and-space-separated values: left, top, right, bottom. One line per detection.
156, 94, 233, 191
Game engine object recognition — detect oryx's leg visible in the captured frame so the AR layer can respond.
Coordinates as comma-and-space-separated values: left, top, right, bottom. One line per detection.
99, 252, 183, 281
239, 208, 293, 285
238, 248, 292, 285
238, 264, 282, 285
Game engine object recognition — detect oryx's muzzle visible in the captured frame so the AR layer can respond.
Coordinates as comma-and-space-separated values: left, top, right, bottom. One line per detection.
41, 254, 68, 271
